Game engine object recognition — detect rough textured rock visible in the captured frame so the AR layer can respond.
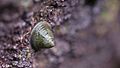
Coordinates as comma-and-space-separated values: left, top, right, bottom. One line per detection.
1, 0, 120, 68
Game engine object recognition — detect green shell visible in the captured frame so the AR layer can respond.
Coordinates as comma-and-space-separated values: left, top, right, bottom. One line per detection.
30, 21, 55, 51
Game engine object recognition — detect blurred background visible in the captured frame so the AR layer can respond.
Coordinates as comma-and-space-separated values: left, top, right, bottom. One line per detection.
0, 0, 120, 68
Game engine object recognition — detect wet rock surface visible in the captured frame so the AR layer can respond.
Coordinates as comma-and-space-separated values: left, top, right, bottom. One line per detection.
0, 0, 120, 68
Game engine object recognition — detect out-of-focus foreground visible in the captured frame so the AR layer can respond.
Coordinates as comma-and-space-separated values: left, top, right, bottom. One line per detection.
0, 0, 120, 68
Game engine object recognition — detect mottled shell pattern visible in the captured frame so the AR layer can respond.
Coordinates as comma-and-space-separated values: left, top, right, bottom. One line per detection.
30, 21, 55, 51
